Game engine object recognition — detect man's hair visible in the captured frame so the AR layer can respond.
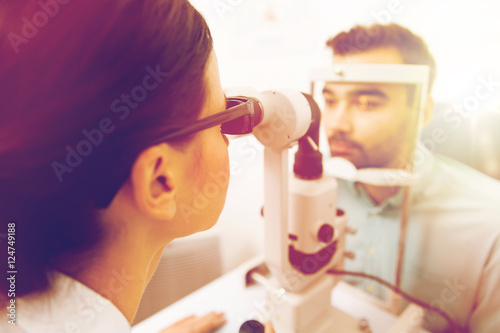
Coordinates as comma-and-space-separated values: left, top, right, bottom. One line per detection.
326, 23, 436, 92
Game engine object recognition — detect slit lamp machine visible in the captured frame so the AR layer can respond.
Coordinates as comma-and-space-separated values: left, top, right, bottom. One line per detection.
227, 64, 431, 333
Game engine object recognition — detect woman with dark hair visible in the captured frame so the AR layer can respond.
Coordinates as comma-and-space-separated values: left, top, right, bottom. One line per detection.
0, 1, 273, 332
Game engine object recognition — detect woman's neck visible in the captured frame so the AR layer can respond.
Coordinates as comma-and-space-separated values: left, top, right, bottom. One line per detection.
61, 223, 169, 324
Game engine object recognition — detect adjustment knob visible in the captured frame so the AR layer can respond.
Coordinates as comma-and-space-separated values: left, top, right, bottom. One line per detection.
317, 224, 334, 243
344, 251, 356, 260
240, 320, 264, 333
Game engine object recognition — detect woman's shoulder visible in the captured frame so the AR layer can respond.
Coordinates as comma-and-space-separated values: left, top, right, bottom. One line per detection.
1, 272, 130, 333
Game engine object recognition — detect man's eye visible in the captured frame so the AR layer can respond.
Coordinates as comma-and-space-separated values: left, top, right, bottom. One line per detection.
356, 96, 381, 110
324, 98, 338, 107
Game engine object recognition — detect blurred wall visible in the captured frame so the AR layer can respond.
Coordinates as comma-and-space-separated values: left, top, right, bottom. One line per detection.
192, 0, 500, 106
187, 0, 500, 273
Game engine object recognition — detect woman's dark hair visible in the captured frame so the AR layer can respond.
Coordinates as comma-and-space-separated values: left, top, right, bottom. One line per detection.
0, 0, 213, 300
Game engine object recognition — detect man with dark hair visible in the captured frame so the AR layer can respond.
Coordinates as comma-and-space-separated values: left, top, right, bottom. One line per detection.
323, 23, 500, 332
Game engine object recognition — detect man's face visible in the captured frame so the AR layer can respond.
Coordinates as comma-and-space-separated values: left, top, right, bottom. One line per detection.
322, 47, 416, 169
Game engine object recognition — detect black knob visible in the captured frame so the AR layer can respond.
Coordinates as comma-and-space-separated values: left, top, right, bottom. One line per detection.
317, 224, 334, 243
240, 320, 265, 333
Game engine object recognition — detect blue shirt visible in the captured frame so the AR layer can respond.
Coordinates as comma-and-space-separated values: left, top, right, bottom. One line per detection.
332, 145, 500, 332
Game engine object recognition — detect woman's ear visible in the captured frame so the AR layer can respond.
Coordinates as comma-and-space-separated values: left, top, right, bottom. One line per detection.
129, 144, 178, 221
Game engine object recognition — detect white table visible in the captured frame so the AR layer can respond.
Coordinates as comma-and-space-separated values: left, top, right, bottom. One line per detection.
132, 256, 428, 333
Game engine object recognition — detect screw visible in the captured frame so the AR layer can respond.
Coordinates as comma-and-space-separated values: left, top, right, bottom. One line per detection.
358, 318, 371, 332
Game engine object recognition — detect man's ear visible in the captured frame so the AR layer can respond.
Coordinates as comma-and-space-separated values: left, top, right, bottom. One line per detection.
129, 144, 178, 221
422, 95, 434, 127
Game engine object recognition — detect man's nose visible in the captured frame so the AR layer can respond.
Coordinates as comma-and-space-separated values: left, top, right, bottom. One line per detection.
324, 106, 353, 136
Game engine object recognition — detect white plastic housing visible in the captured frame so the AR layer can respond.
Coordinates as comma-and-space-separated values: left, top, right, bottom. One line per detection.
289, 175, 338, 252
252, 90, 312, 149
